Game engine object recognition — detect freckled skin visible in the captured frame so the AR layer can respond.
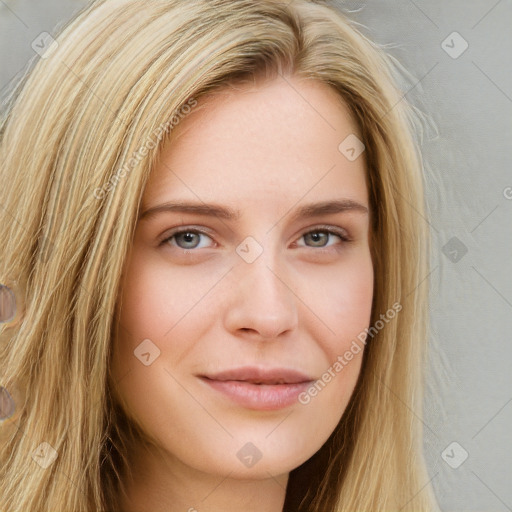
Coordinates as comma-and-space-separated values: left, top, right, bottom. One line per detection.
111, 75, 373, 511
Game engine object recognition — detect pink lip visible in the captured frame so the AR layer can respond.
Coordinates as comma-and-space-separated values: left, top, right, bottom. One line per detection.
199, 367, 315, 411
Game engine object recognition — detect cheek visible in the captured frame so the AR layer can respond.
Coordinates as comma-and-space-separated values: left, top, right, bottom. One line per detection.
111, 255, 182, 385
293, 252, 372, 410
109, 254, 210, 432
332, 262, 374, 345
110, 250, 226, 395
303, 250, 374, 350
115, 252, 216, 346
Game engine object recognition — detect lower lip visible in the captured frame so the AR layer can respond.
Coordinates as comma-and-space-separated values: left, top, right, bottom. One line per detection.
201, 378, 312, 411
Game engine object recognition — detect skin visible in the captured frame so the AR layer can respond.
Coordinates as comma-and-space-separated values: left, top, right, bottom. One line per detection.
111, 73, 373, 512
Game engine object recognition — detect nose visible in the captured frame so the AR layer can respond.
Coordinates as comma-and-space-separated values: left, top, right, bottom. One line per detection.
223, 253, 299, 340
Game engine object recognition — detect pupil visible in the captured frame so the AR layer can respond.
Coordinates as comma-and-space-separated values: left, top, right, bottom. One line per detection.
178, 232, 199, 248
308, 231, 327, 246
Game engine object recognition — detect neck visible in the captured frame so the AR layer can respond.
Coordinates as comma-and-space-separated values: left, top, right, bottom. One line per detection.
117, 443, 288, 512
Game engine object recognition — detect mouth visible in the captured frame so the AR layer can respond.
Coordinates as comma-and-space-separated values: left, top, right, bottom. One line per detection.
198, 366, 315, 411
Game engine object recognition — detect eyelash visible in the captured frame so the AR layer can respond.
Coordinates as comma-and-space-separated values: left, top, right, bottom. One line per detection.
159, 225, 352, 251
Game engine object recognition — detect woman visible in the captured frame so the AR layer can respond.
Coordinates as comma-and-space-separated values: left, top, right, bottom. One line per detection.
0, 0, 438, 510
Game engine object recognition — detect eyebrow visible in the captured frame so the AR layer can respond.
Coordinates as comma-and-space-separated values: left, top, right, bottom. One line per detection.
138, 198, 369, 222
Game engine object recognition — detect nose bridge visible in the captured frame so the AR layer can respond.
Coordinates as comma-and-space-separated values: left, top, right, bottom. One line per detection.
245, 250, 287, 301
225, 241, 299, 338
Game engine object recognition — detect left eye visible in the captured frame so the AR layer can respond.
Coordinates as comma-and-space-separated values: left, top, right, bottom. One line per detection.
297, 229, 345, 248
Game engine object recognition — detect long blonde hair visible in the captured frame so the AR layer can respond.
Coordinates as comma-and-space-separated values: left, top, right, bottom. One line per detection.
0, 0, 437, 510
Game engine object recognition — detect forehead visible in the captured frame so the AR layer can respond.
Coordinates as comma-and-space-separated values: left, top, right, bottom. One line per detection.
143, 75, 368, 212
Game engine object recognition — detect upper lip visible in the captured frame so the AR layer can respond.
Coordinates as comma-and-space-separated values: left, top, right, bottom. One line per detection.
200, 366, 315, 385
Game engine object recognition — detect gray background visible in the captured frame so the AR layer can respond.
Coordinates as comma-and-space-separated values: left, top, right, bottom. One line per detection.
1, 1, 511, 510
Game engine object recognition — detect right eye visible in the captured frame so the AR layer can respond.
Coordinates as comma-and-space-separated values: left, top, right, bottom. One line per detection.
160, 229, 215, 250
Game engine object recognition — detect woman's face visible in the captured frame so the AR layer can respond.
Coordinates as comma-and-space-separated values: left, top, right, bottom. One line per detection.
111, 75, 373, 481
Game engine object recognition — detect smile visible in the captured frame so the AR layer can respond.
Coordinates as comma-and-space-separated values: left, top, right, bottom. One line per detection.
199, 366, 315, 411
